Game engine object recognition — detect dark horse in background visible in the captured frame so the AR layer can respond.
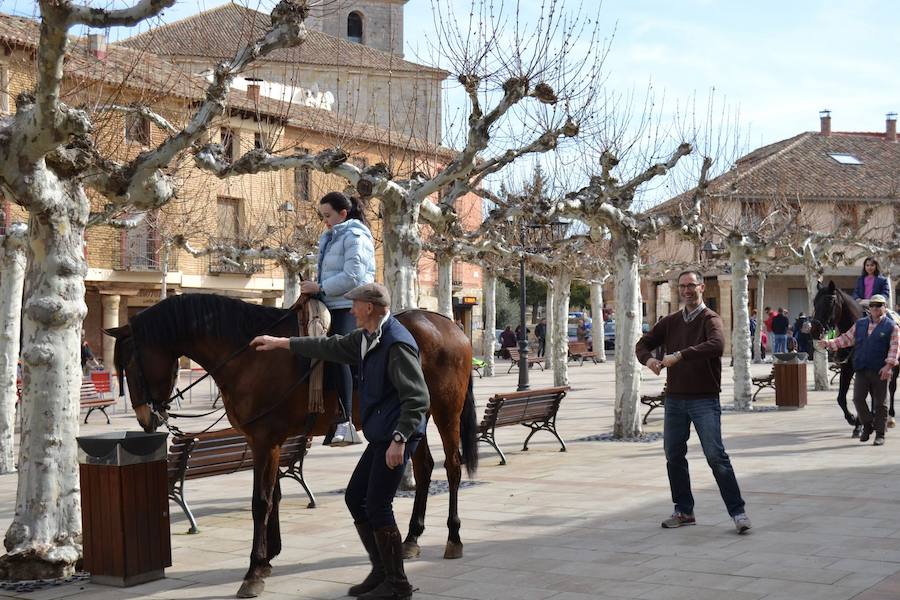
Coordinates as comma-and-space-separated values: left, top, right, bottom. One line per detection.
809, 281, 899, 435
106, 294, 478, 598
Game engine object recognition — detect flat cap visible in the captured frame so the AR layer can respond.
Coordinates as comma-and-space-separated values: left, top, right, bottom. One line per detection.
869, 294, 888, 305
344, 282, 391, 306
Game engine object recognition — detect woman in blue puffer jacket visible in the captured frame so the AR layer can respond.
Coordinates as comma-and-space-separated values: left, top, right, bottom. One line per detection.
300, 192, 376, 444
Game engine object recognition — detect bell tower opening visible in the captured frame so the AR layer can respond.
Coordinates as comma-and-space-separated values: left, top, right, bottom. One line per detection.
347, 11, 363, 44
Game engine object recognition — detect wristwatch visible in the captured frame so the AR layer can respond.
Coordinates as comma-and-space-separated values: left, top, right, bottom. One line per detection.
392, 431, 407, 444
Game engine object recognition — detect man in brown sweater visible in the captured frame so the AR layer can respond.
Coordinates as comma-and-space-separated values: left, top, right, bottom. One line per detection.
636, 270, 752, 534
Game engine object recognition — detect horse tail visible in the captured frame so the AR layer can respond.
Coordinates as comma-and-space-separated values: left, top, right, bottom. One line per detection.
459, 373, 479, 477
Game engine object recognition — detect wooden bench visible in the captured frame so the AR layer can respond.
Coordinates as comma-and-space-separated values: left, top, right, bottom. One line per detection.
506, 348, 544, 373
477, 386, 568, 465
751, 366, 775, 401
641, 384, 667, 424
81, 380, 115, 424
567, 341, 599, 365
168, 428, 315, 534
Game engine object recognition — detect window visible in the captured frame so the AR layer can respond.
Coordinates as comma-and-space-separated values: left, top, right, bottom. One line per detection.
828, 153, 862, 165
347, 11, 363, 43
217, 196, 241, 241
254, 131, 268, 151
293, 151, 310, 204
220, 127, 235, 161
834, 202, 860, 230
0, 66, 8, 114
124, 113, 151, 145
739, 200, 768, 229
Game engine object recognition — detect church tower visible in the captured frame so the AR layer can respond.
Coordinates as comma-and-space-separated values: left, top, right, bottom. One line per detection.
306, 0, 407, 56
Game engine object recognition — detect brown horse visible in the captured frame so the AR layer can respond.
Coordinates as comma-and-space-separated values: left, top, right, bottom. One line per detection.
106, 293, 478, 598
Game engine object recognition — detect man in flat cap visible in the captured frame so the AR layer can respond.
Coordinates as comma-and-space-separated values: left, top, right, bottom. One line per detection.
817, 293, 899, 446
252, 281, 428, 600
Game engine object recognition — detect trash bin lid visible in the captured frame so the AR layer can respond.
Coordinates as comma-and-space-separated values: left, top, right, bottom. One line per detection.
77, 431, 168, 465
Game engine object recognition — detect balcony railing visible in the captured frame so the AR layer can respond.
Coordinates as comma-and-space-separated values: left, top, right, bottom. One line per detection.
113, 245, 177, 272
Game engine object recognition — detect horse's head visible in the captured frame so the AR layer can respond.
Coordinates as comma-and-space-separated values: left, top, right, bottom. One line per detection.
105, 324, 179, 433
809, 280, 839, 339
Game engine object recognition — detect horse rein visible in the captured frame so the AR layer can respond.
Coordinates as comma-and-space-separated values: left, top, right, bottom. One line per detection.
128, 300, 316, 436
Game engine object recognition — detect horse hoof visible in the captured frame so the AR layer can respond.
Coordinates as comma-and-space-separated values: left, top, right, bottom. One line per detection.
236, 580, 265, 598
443, 541, 463, 559
888, 417, 896, 429
852, 425, 862, 438
402, 541, 421, 559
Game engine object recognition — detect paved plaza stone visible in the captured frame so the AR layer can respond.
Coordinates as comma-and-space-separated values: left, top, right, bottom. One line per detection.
3, 360, 900, 599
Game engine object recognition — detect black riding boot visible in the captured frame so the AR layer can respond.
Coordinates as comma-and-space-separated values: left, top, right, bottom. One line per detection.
349, 522, 385, 597
359, 526, 413, 600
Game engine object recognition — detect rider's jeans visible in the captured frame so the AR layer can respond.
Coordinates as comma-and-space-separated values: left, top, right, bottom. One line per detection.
772, 334, 788, 354
664, 396, 746, 517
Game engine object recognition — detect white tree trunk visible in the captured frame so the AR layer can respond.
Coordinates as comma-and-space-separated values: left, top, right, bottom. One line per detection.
551, 270, 571, 388
283, 266, 301, 307
730, 246, 753, 410
159, 242, 169, 301
436, 255, 453, 319
3, 185, 88, 579
612, 235, 642, 438
482, 270, 496, 377
753, 271, 766, 364
0, 224, 27, 474
544, 284, 555, 370
590, 277, 607, 362
382, 207, 420, 310
805, 270, 829, 390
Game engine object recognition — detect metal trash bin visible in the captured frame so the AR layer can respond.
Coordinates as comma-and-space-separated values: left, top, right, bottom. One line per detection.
773, 352, 808, 409
77, 431, 171, 587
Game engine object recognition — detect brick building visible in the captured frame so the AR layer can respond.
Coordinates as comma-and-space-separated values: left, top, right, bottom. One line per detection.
0, 8, 486, 369
642, 111, 900, 354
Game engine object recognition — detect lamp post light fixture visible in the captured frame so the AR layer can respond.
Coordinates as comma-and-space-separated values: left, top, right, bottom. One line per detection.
509, 217, 569, 391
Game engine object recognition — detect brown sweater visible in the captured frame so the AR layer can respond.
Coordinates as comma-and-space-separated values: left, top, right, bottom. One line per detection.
635, 308, 725, 399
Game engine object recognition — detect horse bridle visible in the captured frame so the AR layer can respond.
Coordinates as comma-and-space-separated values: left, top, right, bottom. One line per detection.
124, 299, 317, 433
808, 292, 839, 338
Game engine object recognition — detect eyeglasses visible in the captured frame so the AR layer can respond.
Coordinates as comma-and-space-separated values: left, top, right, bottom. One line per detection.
870, 303, 885, 308
678, 283, 701, 290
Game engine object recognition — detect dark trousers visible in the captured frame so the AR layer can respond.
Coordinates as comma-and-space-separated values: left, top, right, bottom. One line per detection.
853, 369, 889, 435
329, 308, 356, 423
663, 397, 746, 517
345, 439, 419, 529
536, 337, 546, 357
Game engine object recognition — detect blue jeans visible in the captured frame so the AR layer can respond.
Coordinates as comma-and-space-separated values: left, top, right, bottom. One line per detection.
663, 397, 746, 517
772, 334, 788, 354
345, 439, 419, 528
329, 308, 357, 424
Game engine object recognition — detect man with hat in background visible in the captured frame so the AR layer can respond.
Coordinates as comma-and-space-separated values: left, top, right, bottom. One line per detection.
252, 282, 428, 600
816, 294, 899, 446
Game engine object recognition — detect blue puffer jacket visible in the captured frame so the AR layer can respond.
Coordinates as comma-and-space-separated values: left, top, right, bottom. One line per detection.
316, 219, 376, 309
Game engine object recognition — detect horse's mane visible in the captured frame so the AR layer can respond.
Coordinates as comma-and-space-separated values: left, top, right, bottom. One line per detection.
129, 294, 294, 346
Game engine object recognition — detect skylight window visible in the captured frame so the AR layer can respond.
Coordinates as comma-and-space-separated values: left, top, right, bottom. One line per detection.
828, 153, 863, 165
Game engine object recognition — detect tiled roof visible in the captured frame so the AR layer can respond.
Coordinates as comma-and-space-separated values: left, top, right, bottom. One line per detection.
652, 130, 900, 212
0, 12, 450, 157
118, 2, 447, 76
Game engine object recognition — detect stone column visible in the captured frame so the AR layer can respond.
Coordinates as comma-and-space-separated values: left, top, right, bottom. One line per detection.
644, 281, 657, 325
717, 275, 732, 356
100, 294, 121, 391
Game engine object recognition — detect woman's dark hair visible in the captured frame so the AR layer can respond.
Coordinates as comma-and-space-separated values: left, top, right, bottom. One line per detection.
861, 257, 880, 277
320, 191, 367, 225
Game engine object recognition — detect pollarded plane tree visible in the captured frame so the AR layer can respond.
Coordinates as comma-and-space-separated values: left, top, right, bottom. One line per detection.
701, 196, 800, 409
549, 145, 712, 438
200, 0, 606, 311
0, 224, 27, 476
0, 0, 311, 580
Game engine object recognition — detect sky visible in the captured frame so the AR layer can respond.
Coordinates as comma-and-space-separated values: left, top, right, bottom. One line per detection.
1, 0, 897, 160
